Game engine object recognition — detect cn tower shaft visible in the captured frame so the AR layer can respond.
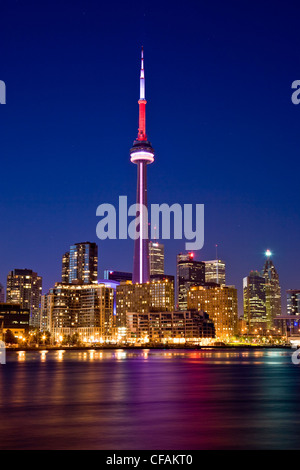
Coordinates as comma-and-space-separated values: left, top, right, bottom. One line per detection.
130, 48, 155, 284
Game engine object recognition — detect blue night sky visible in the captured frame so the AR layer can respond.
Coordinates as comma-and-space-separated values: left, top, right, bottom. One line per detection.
0, 0, 300, 314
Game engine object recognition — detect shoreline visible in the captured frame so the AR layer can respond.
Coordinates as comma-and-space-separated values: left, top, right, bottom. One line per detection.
5, 344, 292, 352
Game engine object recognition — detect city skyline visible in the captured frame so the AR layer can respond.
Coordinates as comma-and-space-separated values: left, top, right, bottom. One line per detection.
0, 0, 299, 316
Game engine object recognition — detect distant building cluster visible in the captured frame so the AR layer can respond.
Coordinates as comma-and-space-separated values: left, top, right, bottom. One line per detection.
1, 239, 294, 346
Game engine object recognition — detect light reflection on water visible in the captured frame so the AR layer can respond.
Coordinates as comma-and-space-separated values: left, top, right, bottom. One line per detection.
0, 348, 299, 450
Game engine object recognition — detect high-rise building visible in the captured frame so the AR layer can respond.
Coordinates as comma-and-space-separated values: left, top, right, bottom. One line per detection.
243, 271, 267, 333
104, 270, 132, 283
62, 242, 98, 285
177, 253, 205, 310
287, 290, 300, 316
45, 283, 114, 343
262, 251, 282, 327
0, 283, 5, 303
188, 285, 238, 340
116, 279, 175, 328
149, 241, 164, 275
130, 48, 155, 284
204, 260, 226, 286
6, 269, 42, 328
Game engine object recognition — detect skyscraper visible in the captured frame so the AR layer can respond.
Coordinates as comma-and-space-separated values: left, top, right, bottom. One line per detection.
6, 269, 42, 328
62, 242, 98, 285
149, 241, 164, 275
204, 260, 226, 286
243, 271, 267, 333
262, 250, 282, 327
177, 253, 205, 310
130, 48, 155, 284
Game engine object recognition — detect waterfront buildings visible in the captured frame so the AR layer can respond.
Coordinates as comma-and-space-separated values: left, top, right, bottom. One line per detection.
130, 48, 155, 284
204, 260, 226, 286
116, 279, 175, 329
149, 241, 164, 275
126, 310, 215, 344
187, 285, 238, 339
62, 242, 98, 285
6, 269, 42, 328
43, 283, 114, 343
177, 253, 205, 310
0, 303, 30, 338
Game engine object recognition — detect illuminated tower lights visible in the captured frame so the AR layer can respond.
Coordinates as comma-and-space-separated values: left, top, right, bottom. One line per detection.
130, 47, 155, 284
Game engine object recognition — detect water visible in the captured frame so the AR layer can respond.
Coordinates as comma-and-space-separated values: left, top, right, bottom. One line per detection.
0, 348, 299, 450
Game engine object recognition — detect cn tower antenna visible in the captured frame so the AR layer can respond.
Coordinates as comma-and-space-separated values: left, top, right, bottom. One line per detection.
140, 46, 145, 100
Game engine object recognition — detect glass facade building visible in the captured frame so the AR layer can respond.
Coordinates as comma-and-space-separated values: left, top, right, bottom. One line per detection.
62, 242, 98, 285
204, 260, 226, 286
262, 257, 282, 327
243, 271, 267, 333
176, 253, 205, 310
149, 241, 164, 276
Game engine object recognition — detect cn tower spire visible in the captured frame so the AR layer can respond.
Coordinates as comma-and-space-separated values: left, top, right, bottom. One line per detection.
140, 46, 145, 100
137, 46, 147, 142
130, 48, 155, 284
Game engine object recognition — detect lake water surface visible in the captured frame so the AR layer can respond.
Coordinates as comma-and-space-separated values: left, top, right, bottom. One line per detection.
0, 348, 299, 450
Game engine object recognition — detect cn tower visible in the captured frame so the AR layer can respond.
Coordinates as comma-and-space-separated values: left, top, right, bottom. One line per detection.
130, 47, 155, 284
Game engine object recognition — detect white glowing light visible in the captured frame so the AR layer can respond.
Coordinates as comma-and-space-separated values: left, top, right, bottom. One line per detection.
130, 151, 154, 163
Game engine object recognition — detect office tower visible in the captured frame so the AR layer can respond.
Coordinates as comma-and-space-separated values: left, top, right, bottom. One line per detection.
243, 271, 267, 333
6, 269, 42, 328
104, 270, 132, 283
287, 290, 300, 316
62, 242, 98, 284
204, 260, 226, 286
0, 283, 5, 303
126, 310, 215, 344
149, 241, 164, 275
116, 279, 175, 328
177, 252, 205, 310
188, 285, 238, 340
45, 283, 114, 343
130, 48, 155, 284
262, 250, 282, 327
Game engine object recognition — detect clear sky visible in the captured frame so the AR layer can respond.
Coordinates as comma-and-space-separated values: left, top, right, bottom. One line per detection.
0, 0, 299, 314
